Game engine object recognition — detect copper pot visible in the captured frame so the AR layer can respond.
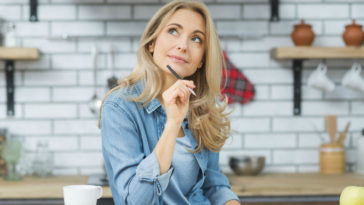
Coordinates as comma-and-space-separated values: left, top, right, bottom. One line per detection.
343, 19, 364, 47
291, 19, 315, 46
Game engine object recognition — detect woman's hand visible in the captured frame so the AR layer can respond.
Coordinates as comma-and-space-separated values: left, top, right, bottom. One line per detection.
162, 80, 195, 125
225, 200, 241, 205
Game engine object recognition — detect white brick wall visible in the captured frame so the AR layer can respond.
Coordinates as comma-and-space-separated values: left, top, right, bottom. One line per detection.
0, 0, 363, 175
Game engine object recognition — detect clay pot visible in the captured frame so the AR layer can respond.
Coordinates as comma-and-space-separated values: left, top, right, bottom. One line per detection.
342, 19, 364, 47
291, 20, 315, 46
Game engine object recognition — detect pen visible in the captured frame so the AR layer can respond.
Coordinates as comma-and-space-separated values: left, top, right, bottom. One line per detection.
166, 65, 196, 96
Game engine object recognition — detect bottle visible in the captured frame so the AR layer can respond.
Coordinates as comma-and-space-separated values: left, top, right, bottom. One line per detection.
357, 129, 364, 174
4, 23, 17, 47
32, 140, 54, 177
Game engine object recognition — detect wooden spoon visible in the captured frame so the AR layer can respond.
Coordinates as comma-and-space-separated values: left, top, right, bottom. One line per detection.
337, 121, 351, 144
325, 115, 337, 144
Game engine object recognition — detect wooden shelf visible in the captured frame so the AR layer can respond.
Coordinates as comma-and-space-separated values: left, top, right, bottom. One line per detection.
0, 47, 39, 60
272, 46, 364, 59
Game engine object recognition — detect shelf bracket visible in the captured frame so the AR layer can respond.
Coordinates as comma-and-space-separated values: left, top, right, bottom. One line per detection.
5, 60, 15, 116
29, 0, 38, 22
270, 0, 280, 22
293, 59, 303, 116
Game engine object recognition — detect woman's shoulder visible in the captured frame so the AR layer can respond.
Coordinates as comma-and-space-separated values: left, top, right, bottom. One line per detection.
103, 83, 142, 111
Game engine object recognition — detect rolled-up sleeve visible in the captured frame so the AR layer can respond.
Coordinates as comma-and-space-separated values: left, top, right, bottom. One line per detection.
202, 151, 240, 205
101, 101, 173, 205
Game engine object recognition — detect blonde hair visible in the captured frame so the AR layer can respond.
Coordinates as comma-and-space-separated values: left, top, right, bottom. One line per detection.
99, 0, 230, 153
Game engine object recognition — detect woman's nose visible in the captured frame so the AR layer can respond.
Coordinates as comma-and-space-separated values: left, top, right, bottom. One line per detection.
176, 37, 188, 51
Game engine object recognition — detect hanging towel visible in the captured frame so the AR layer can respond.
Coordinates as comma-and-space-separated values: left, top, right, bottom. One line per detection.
221, 50, 255, 104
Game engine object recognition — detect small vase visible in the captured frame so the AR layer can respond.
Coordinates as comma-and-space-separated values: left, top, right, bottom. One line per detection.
291, 19, 315, 46
343, 19, 364, 47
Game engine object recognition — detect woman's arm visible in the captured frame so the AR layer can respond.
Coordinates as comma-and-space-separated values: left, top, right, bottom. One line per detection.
202, 151, 241, 205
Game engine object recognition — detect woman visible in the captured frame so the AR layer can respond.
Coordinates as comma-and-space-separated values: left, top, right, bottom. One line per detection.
99, 0, 240, 204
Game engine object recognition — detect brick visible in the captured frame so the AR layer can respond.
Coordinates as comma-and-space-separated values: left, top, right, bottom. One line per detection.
23, 5, 76, 20
25, 136, 78, 151
109, 0, 159, 2
0, 5, 21, 20
324, 20, 348, 35
243, 5, 270, 19
298, 4, 349, 19
54, 120, 100, 135
301, 102, 349, 115
52, 168, 78, 176
79, 5, 131, 20
107, 22, 147, 36
231, 117, 270, 133
264, 165, 296, 173
243, 102, 293, 116
245, 134, 296, 148
51, 0, 103, 3
280, 4, 296, 19
16, 55, 51, 70
314, 36, 345, 47
52, 22, 104, 37
244, 69, 292, 84
217, 21, 268, 37
352, 101, 364, 114
24, 104, 77, 118
273, 150, 319, 164
254, 85, 270, 100
337, 117, 364, 132
77, 39, 131, 53
298, 134, 325, 148
22, 39, 76, 53
54, 152, 103, 166
229, 53, 270, 67
80, 167, 104, 175
78, 70, 131, 85
298, 165, 319, 173
16, 22, 49, 37
16, 87, 51, 102
80, 136, 102, 150
133, 5, 161, 20
352, 4, 364, 18
273, 117, 323, 132
24, 71, 77, 86
325, 86, 364, 100
53, 87, 94, 102
240, 37, 292, 51
52, 54, 105, 69
271, 85, 323, 100
207, 5, 240, 20
222, 133, 243, 149
0, 120, 51, 135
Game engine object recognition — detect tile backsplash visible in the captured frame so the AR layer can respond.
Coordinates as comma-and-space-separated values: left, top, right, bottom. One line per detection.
0, 0, 363, 175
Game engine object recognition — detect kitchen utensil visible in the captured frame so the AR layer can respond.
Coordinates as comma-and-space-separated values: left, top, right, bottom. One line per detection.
229, 156, 265, 176
342, 19, 364, 47
320, 143, 345, 175
88, 45, 102, 116
291, 19, 315, 46
325, 115, 337, 144
63, 185, 102, 205
2, 134, 23, 181
107, 45, 118, 90
337, 121, 351, 144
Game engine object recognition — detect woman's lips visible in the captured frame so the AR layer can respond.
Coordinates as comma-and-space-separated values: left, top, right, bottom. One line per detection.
169, 55, 188, 63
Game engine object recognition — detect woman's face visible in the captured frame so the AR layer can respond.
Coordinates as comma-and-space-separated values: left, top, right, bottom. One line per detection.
151, 9, 206, 79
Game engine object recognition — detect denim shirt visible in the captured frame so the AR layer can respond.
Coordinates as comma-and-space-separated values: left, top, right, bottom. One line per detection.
101, 81, 240, 205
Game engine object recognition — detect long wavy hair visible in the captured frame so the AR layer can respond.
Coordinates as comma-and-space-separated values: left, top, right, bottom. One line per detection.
99, 0, 230, 153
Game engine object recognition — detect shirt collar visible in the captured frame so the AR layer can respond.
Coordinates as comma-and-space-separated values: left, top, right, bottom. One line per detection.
134, 81, 161, 114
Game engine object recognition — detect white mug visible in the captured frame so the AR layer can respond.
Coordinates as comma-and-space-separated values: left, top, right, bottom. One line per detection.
63, 185, 103, 205
342, 63, 364, 92
307, 63, 335, 92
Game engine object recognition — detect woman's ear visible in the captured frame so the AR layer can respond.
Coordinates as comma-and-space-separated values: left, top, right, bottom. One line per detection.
198, 61, 203, 69
148, 42, 154, 53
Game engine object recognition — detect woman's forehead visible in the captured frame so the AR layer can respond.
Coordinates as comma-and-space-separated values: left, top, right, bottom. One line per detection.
165, 9, 206, 33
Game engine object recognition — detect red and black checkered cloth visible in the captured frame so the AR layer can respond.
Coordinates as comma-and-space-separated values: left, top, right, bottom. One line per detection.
221, 51, 255, 104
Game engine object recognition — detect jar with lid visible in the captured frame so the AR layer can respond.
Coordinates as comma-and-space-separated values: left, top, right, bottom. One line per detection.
3, 23, 18, 47
32, 140, 54, 177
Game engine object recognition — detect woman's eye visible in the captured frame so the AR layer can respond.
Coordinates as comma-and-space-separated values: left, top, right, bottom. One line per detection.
192, 36, 202, 43
168, 28, 178, 35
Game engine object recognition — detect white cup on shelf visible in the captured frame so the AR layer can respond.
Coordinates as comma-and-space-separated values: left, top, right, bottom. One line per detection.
63, 185, 102, 205
342, 63, 364, 92
307, 63, 335, 93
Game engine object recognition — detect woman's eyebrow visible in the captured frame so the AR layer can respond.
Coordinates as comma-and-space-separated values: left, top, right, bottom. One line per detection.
167, 23, 206, 37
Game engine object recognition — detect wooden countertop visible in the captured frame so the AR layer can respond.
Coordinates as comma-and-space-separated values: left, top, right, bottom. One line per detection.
1, 173, 364, 199
0, 176, 112, 199
228, 173, 364, 197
